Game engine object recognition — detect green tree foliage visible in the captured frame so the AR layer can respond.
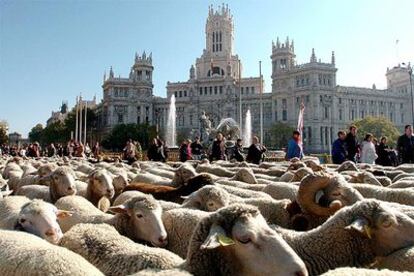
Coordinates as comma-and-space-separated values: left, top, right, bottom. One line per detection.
40, 121, 67, 145
0, 126, 8, 145
352, 116, 400, 147
101, 123, 157, 151
268, 122, 296, 149
28, 124, 44, 143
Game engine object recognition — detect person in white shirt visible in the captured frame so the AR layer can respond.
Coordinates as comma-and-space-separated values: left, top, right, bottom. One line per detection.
360, 133, 378, 164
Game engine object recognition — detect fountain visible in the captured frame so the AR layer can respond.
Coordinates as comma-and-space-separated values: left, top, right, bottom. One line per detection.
166, 95, 176, 147
243, 109, 252, 147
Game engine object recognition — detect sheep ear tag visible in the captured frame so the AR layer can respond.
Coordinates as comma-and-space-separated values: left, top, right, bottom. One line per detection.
217, 234, 235, 246
345, 218, 372, 239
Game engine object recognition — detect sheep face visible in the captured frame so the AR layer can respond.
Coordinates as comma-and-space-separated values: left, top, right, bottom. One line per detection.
347, 203, 414, 257
15, 200, 71, 244
173, 164, 197, 186
37, 164, 57, 177
200, 207, 308, 276
110, 196, 167, 247
182, 185, 230, 212
88, 170, 115, 199
112, 174, 128, 195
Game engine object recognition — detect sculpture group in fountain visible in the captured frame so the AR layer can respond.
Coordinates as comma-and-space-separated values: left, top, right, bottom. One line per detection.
199, 111, 240, 144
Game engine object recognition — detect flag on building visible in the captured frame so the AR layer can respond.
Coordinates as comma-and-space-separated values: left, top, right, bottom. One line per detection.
297, 102, 305, 148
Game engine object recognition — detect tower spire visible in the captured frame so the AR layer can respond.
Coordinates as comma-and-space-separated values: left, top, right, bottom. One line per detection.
331, 51, 335, 65
109, 66, 114, 78
310, 48, 317, 63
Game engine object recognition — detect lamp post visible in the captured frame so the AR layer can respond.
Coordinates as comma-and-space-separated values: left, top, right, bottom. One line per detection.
259, 61, 263, 142
408, 64, 413, 127
239, 59, 242, 138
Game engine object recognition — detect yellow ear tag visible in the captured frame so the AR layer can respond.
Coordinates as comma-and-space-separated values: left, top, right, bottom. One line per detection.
217, 234, 235, 246
363, 225, 372, 239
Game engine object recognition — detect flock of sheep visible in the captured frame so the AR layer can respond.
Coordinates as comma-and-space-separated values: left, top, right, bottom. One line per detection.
1, 154, 414, 276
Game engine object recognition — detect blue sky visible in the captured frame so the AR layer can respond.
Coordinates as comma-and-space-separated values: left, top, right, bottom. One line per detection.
0, 0, 413, 136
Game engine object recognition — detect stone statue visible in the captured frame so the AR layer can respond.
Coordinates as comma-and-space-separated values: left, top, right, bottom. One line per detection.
200, 111, 212, 141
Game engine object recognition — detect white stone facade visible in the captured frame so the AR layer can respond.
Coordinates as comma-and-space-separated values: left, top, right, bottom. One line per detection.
98, 4, 413, 153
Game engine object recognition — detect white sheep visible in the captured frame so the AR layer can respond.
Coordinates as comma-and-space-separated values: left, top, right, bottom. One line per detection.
184, 204, 308, 276
60, 223, 184, 275
273, 199, 414, 276
16, 166, 77, 203
320, 267, 412, 276
0, 229, 103, 275
0, 196, 71, 244
55, 194, 167, 247
375, 245, 414, 272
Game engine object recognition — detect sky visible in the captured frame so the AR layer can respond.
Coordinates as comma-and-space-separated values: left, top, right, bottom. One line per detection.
0, 0, 413, 137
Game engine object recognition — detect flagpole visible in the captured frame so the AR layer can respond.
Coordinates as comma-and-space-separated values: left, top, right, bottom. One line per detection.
75, 96, 79, 142
239, 59, 242, 139
259, 61, 263, 142
79, 96, 83, 144
84, 101, 87, 145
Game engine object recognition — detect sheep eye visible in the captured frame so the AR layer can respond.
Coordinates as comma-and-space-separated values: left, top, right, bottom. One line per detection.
136, 214, 143, 219
331, 192, 341, 196
237, 236, 251, 244
382, 219, 393, 228
20, 218, 26, 224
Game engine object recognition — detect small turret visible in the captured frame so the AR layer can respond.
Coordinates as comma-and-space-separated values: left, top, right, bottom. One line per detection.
331, 51, 335, 65
109, 66, 114, 79
310, 48, 317, 63
189, 64, 195, 79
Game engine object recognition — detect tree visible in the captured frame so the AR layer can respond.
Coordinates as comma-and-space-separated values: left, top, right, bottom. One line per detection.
101, 123, 157, 151
0, 126, 8, 145
28, 124, 44, 143
41, 121, 67, 145
352, 116, 400, 147
268, 122, 295, 149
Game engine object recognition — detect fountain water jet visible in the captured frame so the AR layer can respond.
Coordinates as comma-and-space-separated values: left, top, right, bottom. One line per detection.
166, 95, 177, 147
243, 109, 252, 147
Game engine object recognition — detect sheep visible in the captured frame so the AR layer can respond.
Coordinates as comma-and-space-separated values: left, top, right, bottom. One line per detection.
348, 171, 383, 186
130, 269, 191, 276
55, 195, 167, 247
352, 184, 414, 206
230, 167, 258, 184
261, 182, 299, 201
16, 166, 77, 203
375, 176, 392, 187
336, 160, 359, 172
60, 223, 184, 275
216, 178, 266, 191
216, 184, 273, 200
388, 180, 414, 189
162, 207, 208, 258
132, 172, 173, 186
397, 163, 414, 174
0, 181, 12, 198
184, 204, 308, 276
195, 163, 234, 177
375, 245, 414, 272
0, 229, 103, 276
37, 163, 58, 177
86, 169, 115, 207
123, 174, 214, 204
320, 267, 413, 276
272, 199, 414, 276
0, 196, 71, 244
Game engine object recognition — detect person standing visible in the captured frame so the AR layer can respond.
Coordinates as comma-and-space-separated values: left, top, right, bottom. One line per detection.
246, 136, 267, 164
360, 133, 377, 164
190, 137, 203, 160
123, 139, 136, 164
397, 124, 414, 164
92, 142, 100, 158
210, 133, 226, 161
179, 139, 192, 162
331, 131, 347, 164
286, 131, 304, 160
376, 136, 392, 166
47, 143, 56, 157
345, 125, 359, 162
233, 138, 245, 162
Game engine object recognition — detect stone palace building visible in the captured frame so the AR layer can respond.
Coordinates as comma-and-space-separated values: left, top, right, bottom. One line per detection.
97, 4, 413, 153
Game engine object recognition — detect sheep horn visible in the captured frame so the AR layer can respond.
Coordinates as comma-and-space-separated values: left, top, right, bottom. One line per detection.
297, 174, 340, 217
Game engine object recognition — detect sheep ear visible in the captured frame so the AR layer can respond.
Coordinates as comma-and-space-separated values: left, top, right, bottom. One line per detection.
97, 197, 111, 213
345, 217, 372, 239
109, 205, 128, 214
38, 175, 52, 186
180, 195, 189, 200
56, 210, 73, 219
200, 224, 234, 250
1, 190, 13, 197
